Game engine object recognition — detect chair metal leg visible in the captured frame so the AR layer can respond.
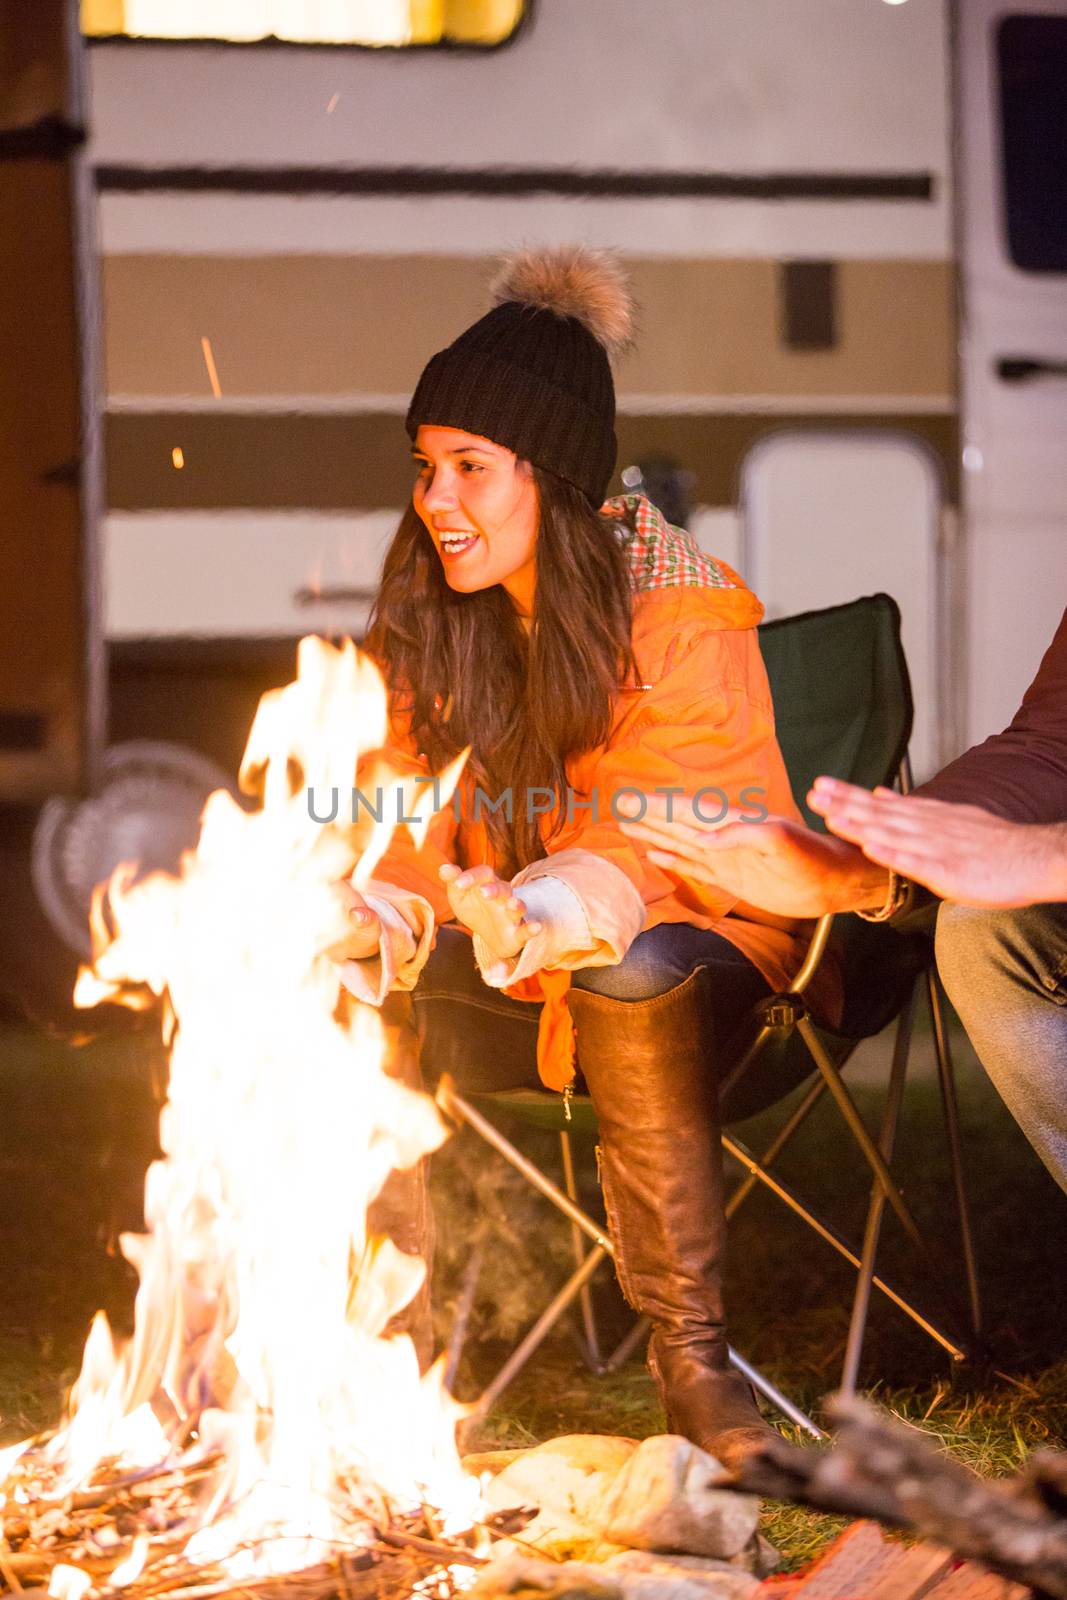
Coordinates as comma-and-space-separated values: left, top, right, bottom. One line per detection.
438, 1079, 822, 1435
717, 1023, 776, 1106
468, 1246, 608, 1416
840, 987, 916, 1395
560, 1129, 603, 1370
601, 1313, 651, 1373
438, 1079, 613, 1251
721, 1129, 966, 1360
727, 1347, 825, 1439
795, 1014, 925, 1249
725, 1075, 829, 1219
443, 1240, 484, 1393
927, 968, 983, 1338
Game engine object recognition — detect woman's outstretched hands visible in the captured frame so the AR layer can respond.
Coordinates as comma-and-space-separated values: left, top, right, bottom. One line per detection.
328, 881, 383, 961
618, 794, 888, 916
439, 863, 542, 976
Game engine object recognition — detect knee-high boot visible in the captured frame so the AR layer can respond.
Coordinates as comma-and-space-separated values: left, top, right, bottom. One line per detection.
568, 968, 775, 1473
366, 994, 436, 1372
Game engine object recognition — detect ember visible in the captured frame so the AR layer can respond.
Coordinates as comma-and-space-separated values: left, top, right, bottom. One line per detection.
0, 638, 480, 1598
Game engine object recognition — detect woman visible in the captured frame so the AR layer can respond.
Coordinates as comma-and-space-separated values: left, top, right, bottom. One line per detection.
338, 247, 821, 1471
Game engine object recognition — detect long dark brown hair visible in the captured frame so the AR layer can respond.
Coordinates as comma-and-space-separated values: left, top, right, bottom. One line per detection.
366, 466, 636, 876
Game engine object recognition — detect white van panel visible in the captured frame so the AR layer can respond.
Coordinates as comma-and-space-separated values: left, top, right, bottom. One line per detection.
956, 0, 1067, 743
87, 0, 950, 183
98, 193, 951, 262
105, 510, 397, 637
739, 431, 945, 780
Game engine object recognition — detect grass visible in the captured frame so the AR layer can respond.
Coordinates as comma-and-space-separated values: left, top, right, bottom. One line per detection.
2, 1008, 1067, 1571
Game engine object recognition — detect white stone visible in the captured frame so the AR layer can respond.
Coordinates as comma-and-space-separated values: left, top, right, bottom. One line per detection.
597, 1437, 760, 1559
468, 1552, 623, 1600
469, 1551, 759, 1600
606, 1550, 761, 1600
464, 1447, 538, 1477
485, 1435, 641, 1551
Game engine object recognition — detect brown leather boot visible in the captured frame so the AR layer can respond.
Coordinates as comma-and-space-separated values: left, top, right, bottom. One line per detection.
366, 994, 436, 1373
568, 968, 776, 1475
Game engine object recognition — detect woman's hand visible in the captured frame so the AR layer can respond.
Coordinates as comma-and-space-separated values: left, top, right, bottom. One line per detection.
439, 863, 542, 966
328, 881, 383, 962
619, 795, 889, 917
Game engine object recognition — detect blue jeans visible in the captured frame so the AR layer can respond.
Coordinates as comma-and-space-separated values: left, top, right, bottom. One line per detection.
411, 923, 781, 1118
935, 900, 1067, 1194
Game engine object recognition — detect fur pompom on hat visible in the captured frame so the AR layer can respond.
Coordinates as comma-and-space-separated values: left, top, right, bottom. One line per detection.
490, 246, 634, 357
406, 245, 635, 506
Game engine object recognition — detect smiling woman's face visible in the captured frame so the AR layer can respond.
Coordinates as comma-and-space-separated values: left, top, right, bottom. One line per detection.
412, 426, 540, 615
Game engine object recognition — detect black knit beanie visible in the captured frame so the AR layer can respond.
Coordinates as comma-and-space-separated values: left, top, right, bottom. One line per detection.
405, 246, 634, 508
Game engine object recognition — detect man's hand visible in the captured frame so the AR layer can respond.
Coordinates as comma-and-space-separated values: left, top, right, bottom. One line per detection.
439, 863, 543, 969
328, 881, 383, 961
618, 795, 889, 917
809, 778, 1067, 909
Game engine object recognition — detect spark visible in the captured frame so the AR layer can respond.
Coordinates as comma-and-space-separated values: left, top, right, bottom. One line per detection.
326, 93, 340, 114
201, 335, 223, 398
171, 447, 185, 470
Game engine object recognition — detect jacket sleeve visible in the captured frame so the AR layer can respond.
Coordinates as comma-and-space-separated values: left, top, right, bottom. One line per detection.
478, 622, 783, 987
337, 707, 459, 1005
914, 607, 1067, 824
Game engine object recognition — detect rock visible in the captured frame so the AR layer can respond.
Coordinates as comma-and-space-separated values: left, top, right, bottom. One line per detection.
464, 1448, 536, 1477
606, 1550, 761, 1600
469, 1551, 759, 1600
728, 1534, 780, 1578
485, 1435, 641, 1552
597, 1437, 759, 1559
468, 1552, 623, 1600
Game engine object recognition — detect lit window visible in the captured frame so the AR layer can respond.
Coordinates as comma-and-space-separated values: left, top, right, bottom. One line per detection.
81, 0, 524, 46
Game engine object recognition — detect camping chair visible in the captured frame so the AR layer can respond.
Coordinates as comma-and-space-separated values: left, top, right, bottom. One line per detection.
436, 593, 982, 1425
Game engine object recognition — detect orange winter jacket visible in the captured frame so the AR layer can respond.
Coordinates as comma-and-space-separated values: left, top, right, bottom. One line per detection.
342, 495, 835, 1090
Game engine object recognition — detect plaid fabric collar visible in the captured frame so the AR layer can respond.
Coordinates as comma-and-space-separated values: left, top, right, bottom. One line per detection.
602, 493, 739, 594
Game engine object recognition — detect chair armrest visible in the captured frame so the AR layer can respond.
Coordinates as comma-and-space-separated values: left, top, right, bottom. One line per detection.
787, 912, 836, 997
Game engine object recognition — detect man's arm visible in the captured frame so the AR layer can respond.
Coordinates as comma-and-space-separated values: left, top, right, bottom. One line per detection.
622, 608, 1067, 918
809, 781, 1067, 908
915, 608, 1067, 823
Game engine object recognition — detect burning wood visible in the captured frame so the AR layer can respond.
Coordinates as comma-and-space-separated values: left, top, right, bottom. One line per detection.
0, 1468, 491, 1600
0, 638, 479, 1596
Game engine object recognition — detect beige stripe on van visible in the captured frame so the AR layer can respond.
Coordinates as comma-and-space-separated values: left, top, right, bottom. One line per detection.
103, 255, 955, 403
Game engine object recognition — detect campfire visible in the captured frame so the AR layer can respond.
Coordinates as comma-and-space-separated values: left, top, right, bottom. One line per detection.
0, 637, 768, 1600
0, 638, 486, 1600
9, 633, 1061, 1600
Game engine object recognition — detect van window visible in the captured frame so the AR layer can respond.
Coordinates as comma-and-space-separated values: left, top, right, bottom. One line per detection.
997, 14, 1067, 272
81, 0, 524, 46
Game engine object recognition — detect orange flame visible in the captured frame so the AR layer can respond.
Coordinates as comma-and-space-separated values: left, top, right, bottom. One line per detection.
27, 637, 478, 1577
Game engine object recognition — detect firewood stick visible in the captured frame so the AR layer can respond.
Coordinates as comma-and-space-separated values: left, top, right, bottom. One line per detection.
1016, 1450, 1067, 1515
732, 1395, 1067, 1598
0, 1548, 25, 1592
72, 1452, 224, 1509
377, 1527, 486, 1567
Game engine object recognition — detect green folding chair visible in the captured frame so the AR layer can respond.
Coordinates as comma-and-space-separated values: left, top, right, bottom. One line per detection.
437, 593, 982, 1423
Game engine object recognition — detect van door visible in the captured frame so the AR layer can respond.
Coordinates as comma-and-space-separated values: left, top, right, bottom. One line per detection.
956, 0, 1067, 745
740, 430, 946, 780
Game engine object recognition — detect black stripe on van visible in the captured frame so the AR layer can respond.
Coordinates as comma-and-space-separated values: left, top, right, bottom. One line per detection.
95, 165, 934, 201
106, 411, 958, 511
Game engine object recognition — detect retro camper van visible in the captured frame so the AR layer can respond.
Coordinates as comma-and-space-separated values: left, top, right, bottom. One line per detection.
3, 0, 1066, 1007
